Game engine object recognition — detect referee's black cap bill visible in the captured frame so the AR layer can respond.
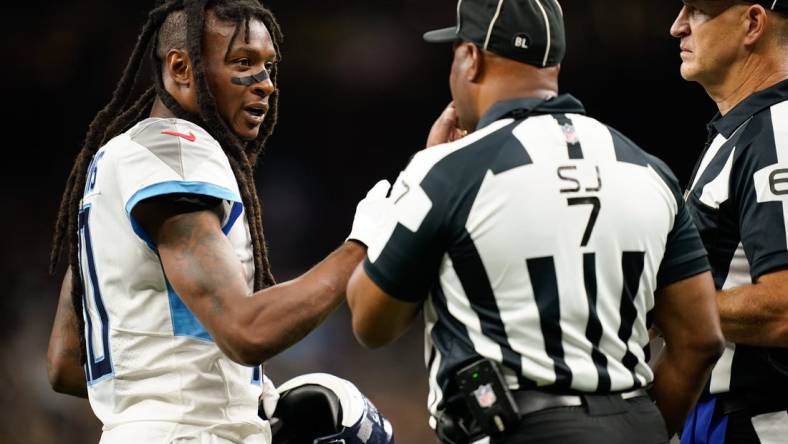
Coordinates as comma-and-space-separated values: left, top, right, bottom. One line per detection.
750, 0, 788, 12
423, 0, 566, 68
423, 26, 459, 44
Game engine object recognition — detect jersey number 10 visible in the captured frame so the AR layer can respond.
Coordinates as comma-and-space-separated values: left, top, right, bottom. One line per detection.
78, 152, 114, 384
79, 206, 114, 384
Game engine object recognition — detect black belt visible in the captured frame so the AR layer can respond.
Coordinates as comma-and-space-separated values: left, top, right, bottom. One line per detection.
513, 388, 649, 417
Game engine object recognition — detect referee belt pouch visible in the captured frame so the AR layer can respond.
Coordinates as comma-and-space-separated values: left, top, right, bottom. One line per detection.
436, 358, 518, 443
436, 388, 650, 443
437, 358, 650, 443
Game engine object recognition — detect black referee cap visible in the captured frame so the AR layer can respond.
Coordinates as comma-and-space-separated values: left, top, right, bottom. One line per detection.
750, 0, 788, 12
423, 0, 566, 68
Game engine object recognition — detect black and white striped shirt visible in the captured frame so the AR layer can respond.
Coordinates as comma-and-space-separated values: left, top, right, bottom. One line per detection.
686, 79, 788, 396
363, 95, 710, 423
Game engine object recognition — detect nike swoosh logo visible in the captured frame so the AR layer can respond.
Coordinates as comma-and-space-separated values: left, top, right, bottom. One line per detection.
161, 130, 196, 142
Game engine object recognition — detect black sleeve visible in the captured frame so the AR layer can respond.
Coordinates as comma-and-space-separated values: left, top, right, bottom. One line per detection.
648, 155, 712, 289
657, 200, 712, 289
732, 134, 788, 280
363, 163, 449, 303
142, 192, 224, 213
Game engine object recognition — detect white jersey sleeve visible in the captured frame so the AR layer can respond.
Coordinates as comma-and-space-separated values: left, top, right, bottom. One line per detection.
115, 118, 242, 245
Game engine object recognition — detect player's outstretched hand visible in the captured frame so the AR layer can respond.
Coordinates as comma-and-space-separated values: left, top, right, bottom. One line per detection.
347, 180, 393, 247
426, 102, 467, 148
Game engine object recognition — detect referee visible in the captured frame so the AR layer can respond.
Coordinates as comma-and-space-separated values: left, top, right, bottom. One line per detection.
347, 1, 724, 443
671, 1, 788, 443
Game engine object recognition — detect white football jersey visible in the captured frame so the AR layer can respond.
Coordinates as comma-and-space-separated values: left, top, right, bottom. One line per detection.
77, 117, 270, 442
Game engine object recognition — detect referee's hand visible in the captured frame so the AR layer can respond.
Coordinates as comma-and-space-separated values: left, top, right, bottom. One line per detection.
426, 102, 467, 148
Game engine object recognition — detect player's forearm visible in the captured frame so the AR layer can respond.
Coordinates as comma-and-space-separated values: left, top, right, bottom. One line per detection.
47, 269, 88, 398
235, 241, 366, 363
156, 208, 367, 364
717, 283, 788, 347
651, 345, 718, 435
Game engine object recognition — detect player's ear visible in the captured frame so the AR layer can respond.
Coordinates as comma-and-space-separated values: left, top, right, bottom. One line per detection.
165, 48, 193, 87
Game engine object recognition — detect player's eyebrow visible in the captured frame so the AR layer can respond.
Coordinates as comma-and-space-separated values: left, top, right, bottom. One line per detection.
226, 45, 277, 62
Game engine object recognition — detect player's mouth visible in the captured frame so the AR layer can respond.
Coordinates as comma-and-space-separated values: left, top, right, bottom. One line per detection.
243, 104, 269, 124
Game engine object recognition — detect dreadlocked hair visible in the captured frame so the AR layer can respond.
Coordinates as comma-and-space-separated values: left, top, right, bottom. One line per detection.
50, 0, 282, 364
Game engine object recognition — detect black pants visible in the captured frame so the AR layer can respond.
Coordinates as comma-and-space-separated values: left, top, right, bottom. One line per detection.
724, 409, 763, 444
718, 391, 788, 444
491, 396, 669, 444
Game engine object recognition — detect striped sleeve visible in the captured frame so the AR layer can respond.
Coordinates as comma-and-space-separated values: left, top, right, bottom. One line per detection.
363, 159, 449, 303
733, 106, 788, 280
648, 155, 711, 289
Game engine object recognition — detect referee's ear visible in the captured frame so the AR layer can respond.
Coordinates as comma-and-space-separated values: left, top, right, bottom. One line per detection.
455, 42, 484, 84
742, 3, 769, 47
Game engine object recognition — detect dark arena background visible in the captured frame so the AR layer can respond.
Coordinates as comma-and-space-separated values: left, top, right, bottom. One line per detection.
1, 1, 714, 443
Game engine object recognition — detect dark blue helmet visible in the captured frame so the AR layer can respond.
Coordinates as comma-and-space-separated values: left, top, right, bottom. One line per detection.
272, 373, 394, 444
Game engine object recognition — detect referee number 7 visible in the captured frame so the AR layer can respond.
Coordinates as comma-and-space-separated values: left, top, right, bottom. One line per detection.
567, 196, 600, 247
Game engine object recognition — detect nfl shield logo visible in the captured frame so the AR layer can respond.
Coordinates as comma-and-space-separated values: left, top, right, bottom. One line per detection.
561, 123, 579, 145
473, 384, 497, 408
